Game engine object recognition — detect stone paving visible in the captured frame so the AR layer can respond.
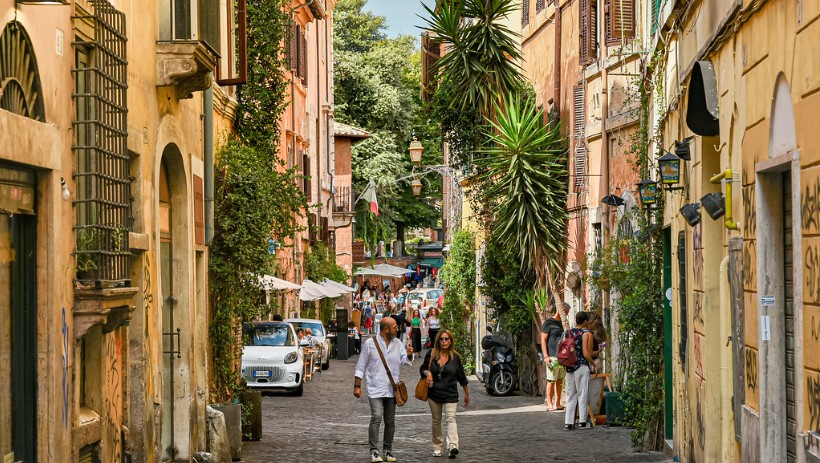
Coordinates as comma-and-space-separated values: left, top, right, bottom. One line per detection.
241, 340, 671, 463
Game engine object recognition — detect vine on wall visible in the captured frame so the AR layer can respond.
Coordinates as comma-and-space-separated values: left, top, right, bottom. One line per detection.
439, 229, 476, 372
209, 0, 308, 403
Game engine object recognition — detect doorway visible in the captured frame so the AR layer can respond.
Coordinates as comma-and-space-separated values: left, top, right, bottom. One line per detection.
159, 160, 178, 461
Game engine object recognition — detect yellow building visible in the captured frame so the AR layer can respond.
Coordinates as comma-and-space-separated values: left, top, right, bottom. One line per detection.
0, 0, 242, 461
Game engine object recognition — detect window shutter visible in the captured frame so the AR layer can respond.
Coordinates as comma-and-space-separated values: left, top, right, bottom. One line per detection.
303, 153, 311, 201
573, 83, 587, 190
289, 23, 297, 70
536, 0, 545, 13
193, 174, 205, 245
522, 0, 530, 27
580, 0, 597, 66
299, 27, 308, 86
607, 0, 635, 45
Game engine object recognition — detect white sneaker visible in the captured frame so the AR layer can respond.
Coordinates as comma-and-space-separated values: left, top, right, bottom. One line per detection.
370, 450, 383, 462
433, 450, 442, 457
382, 450, 397, 462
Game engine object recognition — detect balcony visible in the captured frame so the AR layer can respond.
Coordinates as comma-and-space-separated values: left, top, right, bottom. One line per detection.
331, 185, 355, 228
157, 0, 220, 99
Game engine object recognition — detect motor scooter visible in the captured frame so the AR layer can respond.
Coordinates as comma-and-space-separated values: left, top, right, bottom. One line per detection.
477, 326, 517, 396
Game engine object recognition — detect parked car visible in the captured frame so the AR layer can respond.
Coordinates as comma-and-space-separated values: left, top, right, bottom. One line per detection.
406, 288, 444, 316
285, 318, 330, 370
241, 322, 304, 395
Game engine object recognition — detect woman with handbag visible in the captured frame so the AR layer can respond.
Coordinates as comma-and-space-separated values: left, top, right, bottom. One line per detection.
418, 329, 470, 458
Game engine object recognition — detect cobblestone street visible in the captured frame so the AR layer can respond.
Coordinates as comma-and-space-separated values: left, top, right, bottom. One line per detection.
242, 342, 671, 463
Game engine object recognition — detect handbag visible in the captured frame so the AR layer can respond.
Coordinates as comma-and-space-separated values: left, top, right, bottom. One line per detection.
415, 353, 434, 401
373, 337, 408, 406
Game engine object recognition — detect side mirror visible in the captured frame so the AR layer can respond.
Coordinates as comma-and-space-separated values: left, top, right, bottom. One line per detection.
486, 326, 493, 334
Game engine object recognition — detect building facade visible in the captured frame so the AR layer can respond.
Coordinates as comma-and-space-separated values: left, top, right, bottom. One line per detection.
0, 0, 241, 461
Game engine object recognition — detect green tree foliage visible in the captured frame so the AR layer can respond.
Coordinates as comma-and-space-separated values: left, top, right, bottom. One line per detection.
439, 229, 476, 371
473, 95, 568, 289
480, 238, 535, 336
334, 0, 441, 251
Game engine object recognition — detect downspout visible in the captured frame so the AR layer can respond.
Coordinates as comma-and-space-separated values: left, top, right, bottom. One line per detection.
553, 2, 561, 116
204, 75, 214, 245
600, 3, 611, 323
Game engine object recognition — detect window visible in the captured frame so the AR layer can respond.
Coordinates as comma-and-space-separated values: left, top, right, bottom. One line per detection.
579, 0, 598, 66
678, 231, 687, 369
288, 22, 308, 86
522, 0, 530, 27
573, 83, 587, 190
536, 0, 545, 13
605, 0, 635, 46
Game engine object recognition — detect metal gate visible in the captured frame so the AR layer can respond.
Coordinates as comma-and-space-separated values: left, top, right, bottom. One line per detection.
784, 174, 796, 462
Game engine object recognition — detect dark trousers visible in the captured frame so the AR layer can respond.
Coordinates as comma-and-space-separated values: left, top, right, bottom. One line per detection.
368, 397, 397, 452
411, 327, 422, 352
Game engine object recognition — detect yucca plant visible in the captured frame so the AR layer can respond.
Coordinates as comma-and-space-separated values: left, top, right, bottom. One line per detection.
473, 94, 569, 321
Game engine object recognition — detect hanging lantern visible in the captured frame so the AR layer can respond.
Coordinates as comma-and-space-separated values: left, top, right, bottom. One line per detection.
411, 178, 423, 196
636, 179, 658, 205
658, 151, 682, 185
408, 137, 424, 164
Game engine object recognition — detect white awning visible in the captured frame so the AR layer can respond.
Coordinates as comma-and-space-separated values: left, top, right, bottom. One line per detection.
354, 263, 409, 278
299, 279, 346, 301
256, 274, 301, 291
322, 279, 355, 293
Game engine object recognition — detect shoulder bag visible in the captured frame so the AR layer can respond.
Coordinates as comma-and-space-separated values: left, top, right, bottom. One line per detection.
374, 338, 408, 406
415, 353, 434, 401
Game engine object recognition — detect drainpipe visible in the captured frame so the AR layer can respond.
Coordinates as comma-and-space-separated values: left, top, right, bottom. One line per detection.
204, 75, 214, 245
600, 3, 611, 322
553, 2, 561, 116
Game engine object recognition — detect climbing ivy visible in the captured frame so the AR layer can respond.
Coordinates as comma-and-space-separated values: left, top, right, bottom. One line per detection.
439, 229, 476, 372
303, 242, 348, 323
591, 51, 667, 450
209, 0, 308, 404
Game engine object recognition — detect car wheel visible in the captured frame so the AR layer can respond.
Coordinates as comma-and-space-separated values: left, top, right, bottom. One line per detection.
322, 359, 330, 370
293, 383, 304, 396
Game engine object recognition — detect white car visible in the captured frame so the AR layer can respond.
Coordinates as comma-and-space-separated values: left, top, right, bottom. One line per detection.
285, 318, 331, 370
241, 322, 304, 395
406, 288, 444, 316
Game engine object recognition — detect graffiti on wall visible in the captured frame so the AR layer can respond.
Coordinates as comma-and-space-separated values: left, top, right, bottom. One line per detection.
802, 176, 820, 233
61, 307, 69, 428
808, 373, 820, 431
745, 348, 758, 395
742, 185, 756, 239
743, 240, 757, 291
105, 333, 123, 463
693, 292, 705, 332
807, 242, 820, 304
693, 225, 704, 291
694, 333, 704, 380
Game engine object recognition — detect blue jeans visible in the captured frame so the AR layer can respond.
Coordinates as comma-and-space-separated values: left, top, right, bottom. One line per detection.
368, 397, 396, 452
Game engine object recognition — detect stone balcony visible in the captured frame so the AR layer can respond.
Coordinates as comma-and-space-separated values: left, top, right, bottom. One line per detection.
156, 40, 217, 99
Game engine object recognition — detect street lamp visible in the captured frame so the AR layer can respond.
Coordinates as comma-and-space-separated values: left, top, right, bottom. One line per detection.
658, 151, 682, 185
411, 178, 423, 196
409, 137, 424, 165
636, 179, 658, 205
680, 203, 702, 227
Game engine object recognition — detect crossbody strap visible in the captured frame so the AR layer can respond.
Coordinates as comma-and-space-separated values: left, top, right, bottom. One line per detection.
373, 337, 397, 387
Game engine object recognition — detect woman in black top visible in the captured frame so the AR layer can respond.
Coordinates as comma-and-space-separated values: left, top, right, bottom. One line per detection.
420, 329, 470, 458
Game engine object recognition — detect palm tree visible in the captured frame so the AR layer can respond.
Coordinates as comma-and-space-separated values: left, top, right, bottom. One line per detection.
473, 95, 569, 323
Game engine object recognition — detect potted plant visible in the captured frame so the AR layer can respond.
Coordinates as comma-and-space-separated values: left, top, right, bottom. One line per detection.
75, 228, 99, 281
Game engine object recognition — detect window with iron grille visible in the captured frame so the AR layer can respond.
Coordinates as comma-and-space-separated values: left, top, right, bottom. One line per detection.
522, 0, 530, 26
572, 83, 587, 190
536, 0, 545, 13
605, 0, 635, 46
579, 0, 598, 66
72, 0, 132, 286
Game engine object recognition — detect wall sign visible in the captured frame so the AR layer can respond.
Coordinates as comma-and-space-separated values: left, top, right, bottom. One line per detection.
761, 315, 771, 341
760, 295, 775, 306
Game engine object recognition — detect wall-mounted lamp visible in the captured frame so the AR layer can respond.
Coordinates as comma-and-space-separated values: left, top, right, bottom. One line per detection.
700, 192, 725, 220
658, 151, 682, 185
636, 179, 658, 205
61, 177, 72, 201
408, 137, 424, 165
675, 137, 694, 161
601, 194, 625, 207
680, 203, 702, 227
411, 178, 423, 196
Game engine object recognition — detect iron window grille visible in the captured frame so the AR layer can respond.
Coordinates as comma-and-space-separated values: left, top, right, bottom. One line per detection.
536, 0, 545, 13
522, 0, 530, 26
72, 0, 132, 286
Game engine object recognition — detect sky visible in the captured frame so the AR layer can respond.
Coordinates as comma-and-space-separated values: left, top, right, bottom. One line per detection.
364, 0, 435, 38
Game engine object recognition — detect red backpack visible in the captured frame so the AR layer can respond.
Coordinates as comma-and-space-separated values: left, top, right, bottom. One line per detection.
557, 329, 585, 367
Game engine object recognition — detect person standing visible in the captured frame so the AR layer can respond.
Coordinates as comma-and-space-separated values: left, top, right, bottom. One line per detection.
426, 308, 441, 349
541, 303, 566, 411
392, 308, 407, 343
410, 308, 423, 357
354, 317, 414, 462
419, 329, 470, 458
563, 312, 596, 430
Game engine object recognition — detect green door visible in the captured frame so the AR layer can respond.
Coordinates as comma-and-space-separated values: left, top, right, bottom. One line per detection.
663, 227, 673, 438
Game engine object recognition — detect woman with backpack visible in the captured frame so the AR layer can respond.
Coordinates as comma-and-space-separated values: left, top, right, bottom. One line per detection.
561, 311, 597, 430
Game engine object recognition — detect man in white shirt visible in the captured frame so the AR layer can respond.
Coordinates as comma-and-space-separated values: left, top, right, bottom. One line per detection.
354, 317, 413, 462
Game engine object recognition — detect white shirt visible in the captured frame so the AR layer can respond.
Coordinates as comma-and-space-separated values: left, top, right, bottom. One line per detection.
354, 335, 411, 398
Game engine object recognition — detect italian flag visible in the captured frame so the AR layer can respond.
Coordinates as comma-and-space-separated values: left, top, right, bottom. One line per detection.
362, 184, 379, 216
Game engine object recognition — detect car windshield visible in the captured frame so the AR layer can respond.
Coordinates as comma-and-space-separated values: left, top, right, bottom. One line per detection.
407, 293, 423, 301
291, 321, 324, 337
248, 324, 295, 347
